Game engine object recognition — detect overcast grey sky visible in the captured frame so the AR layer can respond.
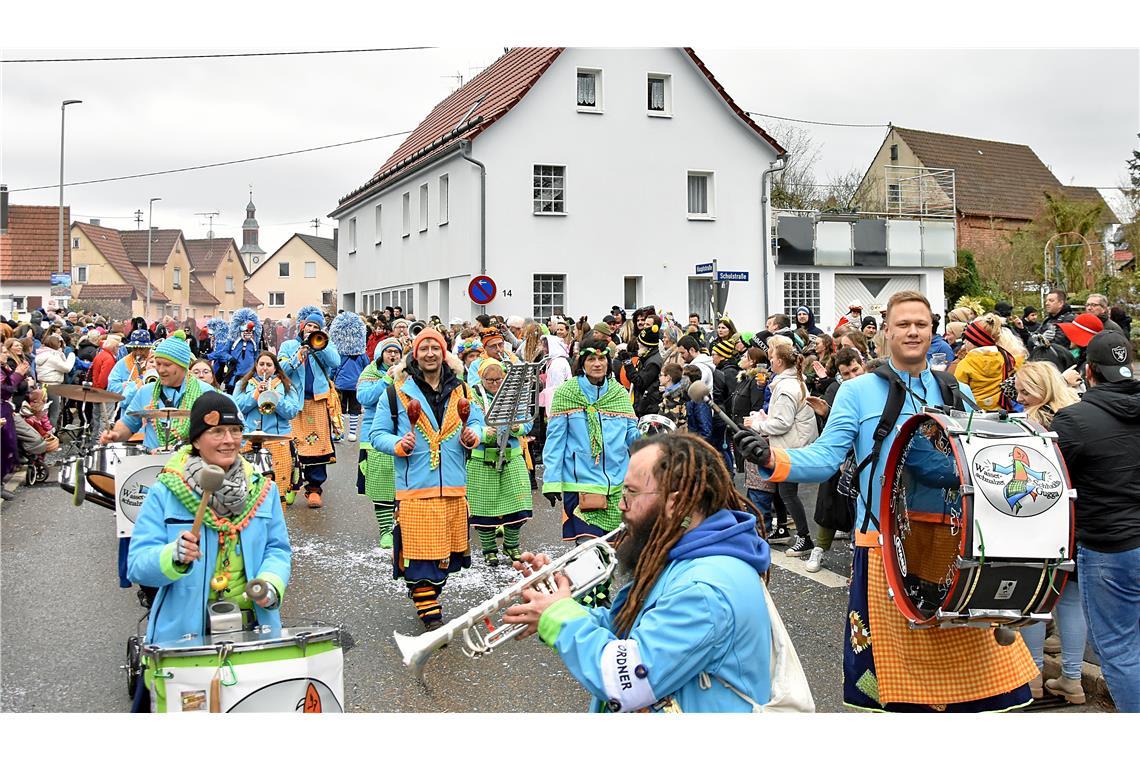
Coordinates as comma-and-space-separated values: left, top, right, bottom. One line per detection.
3, 35, 1137, 257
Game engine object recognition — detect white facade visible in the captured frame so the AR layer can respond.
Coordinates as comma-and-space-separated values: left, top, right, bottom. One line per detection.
333, 48, 782, 327
771, 267, 946, 334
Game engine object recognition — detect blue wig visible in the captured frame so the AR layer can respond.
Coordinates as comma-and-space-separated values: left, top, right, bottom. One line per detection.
329, 311, 367, 356
228, 307, 262, 346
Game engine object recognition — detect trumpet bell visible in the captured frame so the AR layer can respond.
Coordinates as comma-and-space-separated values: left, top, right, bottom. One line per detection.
258, 390, 281, 415
305, 330, 330, 351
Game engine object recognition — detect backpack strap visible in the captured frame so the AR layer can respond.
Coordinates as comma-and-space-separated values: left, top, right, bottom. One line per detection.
851, 364, 908, 532
387, 382, 399, 433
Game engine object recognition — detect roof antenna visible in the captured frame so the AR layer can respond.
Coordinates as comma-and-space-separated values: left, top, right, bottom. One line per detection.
195, 211, 220, 239
456, 94, 486, 130
311, 218, 322, 235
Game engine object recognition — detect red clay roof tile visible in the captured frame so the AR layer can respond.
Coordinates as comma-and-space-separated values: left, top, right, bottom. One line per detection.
1, 205, 71, 282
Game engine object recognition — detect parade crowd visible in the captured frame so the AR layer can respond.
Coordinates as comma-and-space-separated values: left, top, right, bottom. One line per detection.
1, 287, 1138, 713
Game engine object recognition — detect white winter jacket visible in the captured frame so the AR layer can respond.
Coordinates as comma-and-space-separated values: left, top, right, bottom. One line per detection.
752, 369, 818, 450
35, 347, 76, 384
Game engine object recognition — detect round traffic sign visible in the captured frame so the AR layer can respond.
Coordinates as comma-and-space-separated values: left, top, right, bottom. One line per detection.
468, 275, 497, 305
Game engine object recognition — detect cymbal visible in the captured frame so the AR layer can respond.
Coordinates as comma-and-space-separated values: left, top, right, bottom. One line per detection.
128, 407, 192, 420
243, 431, 292, 444
46, 384, 124, 404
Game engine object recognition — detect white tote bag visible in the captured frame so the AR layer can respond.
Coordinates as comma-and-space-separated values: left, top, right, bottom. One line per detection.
708, 580, 816, 713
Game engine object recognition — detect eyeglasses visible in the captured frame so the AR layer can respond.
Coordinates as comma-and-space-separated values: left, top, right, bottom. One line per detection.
202, 426, 244, 441
620, 488, 663, 505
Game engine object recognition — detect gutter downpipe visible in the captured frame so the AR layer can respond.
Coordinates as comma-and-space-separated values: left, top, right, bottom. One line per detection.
460, 140, 487, 315
760, 155, 787, 321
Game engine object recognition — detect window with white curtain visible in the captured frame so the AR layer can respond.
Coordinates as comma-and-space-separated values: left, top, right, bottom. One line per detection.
687, 171, 714, 218
348, 217, 357, 251
647, 73, 672, 115
305, 261, 317, 278
576, 68, 602, 110
402, 192, 410, 237
374, 204, 382, 245
419, 184, 428, 232
533, 274, 565, 321
438, 175, 449, 225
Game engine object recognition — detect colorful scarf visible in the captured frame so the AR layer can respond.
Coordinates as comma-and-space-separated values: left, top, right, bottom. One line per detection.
149, 374, 204, 446
158, 446, 271, 547
397, 385, 464, 470
550, 378, 635, 463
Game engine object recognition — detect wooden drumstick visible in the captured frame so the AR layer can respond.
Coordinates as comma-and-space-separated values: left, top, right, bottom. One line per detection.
210, 674, 222, 713
190, 464, 227, 542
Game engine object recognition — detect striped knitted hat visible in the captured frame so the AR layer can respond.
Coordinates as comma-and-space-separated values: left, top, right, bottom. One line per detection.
962, 320, 996, 348
711, 337, 736, 359
154, 330, 193, 368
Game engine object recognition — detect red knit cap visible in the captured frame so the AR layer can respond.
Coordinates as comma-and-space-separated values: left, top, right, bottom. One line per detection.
963, 320, 996, 348
411, 327, 448, 357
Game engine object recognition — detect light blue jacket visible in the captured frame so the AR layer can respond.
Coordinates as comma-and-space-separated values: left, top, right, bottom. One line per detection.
538, 510, 772, 712
764, 359, 974, 531
121, 377, 217, 451
277, 338, 341, 399
541, 376, 639, 496
369, 365, 485, 499
107, 353, 146, 397
127, 466, 291, 644
471, 386, 533, 460
356, 361, 394, 446
233, 377, 302, 435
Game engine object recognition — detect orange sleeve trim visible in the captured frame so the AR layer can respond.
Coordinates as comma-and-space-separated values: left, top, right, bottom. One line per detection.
769, 448, 791, 482
855, 530, 880, 548
394, 441, 409, 457
396, 485, 467, 500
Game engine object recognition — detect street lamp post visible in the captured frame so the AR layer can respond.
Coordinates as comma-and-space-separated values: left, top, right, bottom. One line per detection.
58, 99, 82, 304
146, 197, 162, 320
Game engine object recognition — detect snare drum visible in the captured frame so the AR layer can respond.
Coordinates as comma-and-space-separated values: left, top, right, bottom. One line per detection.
880, 410, 1075, 630
58, 443, 148, 510
242, 446, 275, 478
637, 414, 678, 437
142, 625, 345, 713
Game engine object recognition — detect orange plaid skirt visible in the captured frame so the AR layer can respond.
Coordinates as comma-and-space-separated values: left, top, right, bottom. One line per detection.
865, 544, 1038, 705
292, 397, 334, 459
396, 496, 469, 560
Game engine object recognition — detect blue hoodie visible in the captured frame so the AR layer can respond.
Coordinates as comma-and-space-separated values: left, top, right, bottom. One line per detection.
538, 509, 772, 712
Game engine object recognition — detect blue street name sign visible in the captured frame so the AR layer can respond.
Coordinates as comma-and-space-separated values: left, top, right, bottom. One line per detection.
695, 262, 714, 274
716, 270, 749, 282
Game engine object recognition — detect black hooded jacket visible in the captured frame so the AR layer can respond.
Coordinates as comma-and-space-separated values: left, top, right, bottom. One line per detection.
795, 306, 824, 336
1051, 379, 1140, 552
407, 355, 463, 425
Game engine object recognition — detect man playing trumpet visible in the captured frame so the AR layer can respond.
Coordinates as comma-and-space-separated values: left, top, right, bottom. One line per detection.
278, 306, 341, 509
503, 433, 774, 712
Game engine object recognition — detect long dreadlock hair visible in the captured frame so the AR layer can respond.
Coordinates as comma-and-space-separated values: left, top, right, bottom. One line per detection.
611, 432, 750, 637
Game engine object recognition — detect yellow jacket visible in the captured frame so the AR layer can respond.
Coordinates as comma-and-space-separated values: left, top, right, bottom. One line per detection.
954, 347, 1023, 411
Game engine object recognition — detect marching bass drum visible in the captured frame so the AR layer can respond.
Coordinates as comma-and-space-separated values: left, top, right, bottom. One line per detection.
59, 443, 149, 511
879, 410, 1075, 630
637, 414, 677, 437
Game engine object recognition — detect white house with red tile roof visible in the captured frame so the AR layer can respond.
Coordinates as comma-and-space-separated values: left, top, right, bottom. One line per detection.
330, 47, 786, 327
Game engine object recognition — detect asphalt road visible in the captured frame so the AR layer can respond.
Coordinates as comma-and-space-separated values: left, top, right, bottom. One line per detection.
0, 442, 1095, 713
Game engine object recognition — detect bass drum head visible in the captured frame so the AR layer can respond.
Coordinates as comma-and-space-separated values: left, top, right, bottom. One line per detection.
881, 414, 965, 625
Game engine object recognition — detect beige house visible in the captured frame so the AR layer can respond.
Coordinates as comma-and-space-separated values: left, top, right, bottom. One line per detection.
185, 237, 248, 319
245, 233, 337, 318
119, 229, 218, 321
71, 221, 169, 321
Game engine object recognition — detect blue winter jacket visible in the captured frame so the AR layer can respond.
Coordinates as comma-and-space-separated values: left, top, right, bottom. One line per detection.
539, 509, 772, 712
927, 334, 955, 362
333, 353, 368, 391
368, 363, 485, 500
763, 358, 974, 531
107, 353, 146, 397
225, 338, 260, 381
277, 339, 341, 399
233, 377, 303, 435
127, 465, 291, 644
356, 361, 393, 446
541, 376, 640, 497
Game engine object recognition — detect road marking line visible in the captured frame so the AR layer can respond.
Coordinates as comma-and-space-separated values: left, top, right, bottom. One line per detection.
769, 551, 848, 588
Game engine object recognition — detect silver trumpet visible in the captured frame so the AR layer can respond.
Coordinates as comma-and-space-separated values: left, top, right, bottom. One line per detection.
394, 525, 625, 679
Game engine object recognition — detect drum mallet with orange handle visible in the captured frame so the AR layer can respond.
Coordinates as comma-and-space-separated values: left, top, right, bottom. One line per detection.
190, 464, 227, 541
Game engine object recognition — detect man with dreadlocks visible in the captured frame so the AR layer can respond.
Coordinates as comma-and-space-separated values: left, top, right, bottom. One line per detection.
503, 433, 774, 712
370, 327, 484, 630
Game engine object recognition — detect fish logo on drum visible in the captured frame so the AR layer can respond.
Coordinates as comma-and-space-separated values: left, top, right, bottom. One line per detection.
972, 444, 1063, 518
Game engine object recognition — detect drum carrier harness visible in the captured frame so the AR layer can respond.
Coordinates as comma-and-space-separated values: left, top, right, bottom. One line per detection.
849, 364, 978, 534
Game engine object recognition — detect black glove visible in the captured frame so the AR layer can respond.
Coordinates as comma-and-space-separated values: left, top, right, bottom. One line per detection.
545, 492, 560, 508
733, 428, 771, 467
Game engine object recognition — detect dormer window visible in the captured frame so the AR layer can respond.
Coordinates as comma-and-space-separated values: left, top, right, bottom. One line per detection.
576, 68, 602, 113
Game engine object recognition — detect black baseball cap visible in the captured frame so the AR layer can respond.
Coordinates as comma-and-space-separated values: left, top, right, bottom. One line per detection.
1086, 331, 1135, 382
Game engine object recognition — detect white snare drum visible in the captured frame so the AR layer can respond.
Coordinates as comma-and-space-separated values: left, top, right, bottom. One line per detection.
142, 625, 345, 713
637, 414, 677, 437
114, 453, 171, 538
880, 409, 1075, 630
242, 447, 275, 478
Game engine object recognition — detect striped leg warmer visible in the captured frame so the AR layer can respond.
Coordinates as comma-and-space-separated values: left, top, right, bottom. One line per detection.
408, 581, 442, 624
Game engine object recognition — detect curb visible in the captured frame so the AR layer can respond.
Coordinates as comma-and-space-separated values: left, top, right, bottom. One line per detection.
1042, 652, 1115, 710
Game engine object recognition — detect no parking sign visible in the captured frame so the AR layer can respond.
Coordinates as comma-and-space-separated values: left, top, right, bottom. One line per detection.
467, 275, 497, 305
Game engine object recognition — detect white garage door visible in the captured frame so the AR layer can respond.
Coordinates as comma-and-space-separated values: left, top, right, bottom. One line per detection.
833, 274, 922, 325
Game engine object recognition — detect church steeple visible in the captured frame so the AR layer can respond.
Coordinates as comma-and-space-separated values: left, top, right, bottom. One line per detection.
239, 186, 266, 271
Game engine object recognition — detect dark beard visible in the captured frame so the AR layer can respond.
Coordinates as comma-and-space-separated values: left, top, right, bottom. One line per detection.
616, 506, 661, 577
